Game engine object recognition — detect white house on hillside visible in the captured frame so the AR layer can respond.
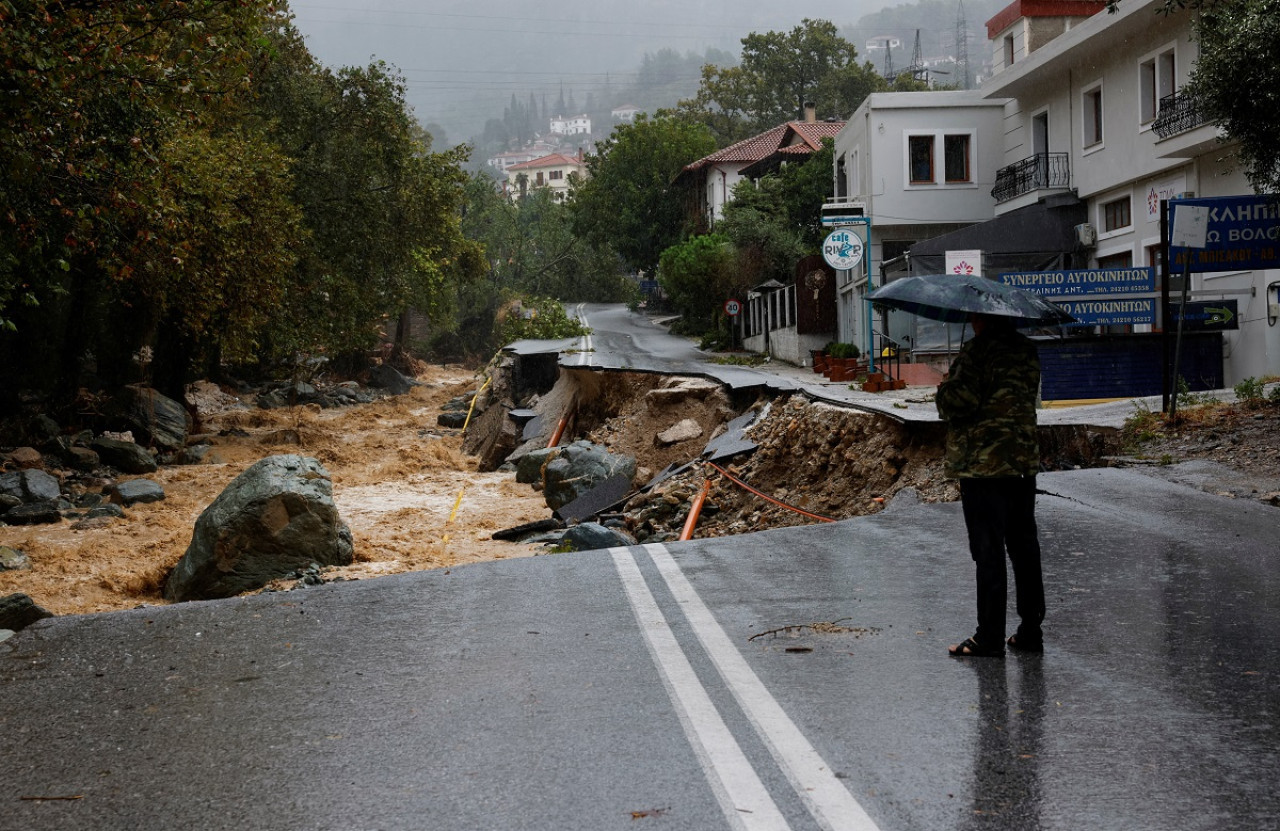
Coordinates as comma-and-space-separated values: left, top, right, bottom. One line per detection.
549, 114, 591, 136
677, 107, 844, 227
505, 152, 587, 202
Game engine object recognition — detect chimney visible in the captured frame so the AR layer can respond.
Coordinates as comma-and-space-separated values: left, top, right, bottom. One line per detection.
803, 101, 816, 124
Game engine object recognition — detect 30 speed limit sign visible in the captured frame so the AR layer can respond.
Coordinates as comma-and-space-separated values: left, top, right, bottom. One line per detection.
723, 298, 742, 316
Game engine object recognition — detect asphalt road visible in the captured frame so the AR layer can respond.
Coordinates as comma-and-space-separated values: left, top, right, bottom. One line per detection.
3, 467, 1277, 830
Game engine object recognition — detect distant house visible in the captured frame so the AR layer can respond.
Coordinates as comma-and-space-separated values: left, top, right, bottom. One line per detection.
505, 152, 587, 202
676, 106, 845, 226
610, 104, 642, 124
549, 114, 591, 136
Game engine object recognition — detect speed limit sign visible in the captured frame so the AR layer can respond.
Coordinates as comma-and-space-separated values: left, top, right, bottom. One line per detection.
724, 298, 742, 316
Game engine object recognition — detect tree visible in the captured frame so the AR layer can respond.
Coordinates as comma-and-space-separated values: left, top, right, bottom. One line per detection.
678, 20, 887, 142
570, 114, 717, 274
657, 233, 736, 329
252, 39, 482, 369
0, 0, 286, 398
1180, 0, 1280, 193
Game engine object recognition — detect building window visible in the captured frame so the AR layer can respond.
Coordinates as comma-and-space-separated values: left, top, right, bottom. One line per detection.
1003, 34, 1015, 68
908, 135, 934, 183
1140, 48, 1176, 125
944, 134, 971, 182
535, 172, 545, 186
549, 170, 563, 180
1102, 196, 1131, 232
1083, 85, 1103, 147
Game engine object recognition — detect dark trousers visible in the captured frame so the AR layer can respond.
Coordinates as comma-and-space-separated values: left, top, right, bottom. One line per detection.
959, 476, 1045, 648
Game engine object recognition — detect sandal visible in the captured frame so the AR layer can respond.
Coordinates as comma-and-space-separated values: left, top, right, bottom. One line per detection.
1006, 633, 1044, 653
948, 637, 1005, 658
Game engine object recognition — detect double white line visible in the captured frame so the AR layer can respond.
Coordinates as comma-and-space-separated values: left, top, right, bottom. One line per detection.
611, 543, 881, 831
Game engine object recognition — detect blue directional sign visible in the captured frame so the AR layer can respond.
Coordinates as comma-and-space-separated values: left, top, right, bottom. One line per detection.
1169, 195, 1280, 272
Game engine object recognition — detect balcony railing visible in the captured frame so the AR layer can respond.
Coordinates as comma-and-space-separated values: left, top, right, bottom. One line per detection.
991, 152, 1071, 203
1152, 90, 1208, 139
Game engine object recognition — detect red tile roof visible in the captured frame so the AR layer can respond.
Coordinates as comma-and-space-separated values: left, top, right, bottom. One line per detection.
507, 153, 585, 172
986, 0, 1106, 38
681, 120, 845, 175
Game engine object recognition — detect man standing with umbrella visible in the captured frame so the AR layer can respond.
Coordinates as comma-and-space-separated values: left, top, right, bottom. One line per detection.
868, 273, 1068, 657
935, 312, 1044, 657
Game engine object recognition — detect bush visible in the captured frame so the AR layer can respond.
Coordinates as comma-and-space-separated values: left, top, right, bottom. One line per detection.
1234, 376, 1266, 405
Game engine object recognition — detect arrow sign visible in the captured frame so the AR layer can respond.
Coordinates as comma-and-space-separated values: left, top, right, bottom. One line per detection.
1171, 299, 1239, 331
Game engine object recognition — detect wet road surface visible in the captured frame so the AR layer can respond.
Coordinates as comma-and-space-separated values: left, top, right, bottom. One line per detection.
3, 467, 1277, 830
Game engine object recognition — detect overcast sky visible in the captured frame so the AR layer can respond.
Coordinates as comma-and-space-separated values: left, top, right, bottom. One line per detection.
285, 0, 897, 141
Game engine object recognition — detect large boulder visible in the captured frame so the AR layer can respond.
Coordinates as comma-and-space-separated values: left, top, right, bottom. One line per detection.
0, 469, 61, 503
117, 385, 191, 451
107, 479, 166, 506
542, 441, 637, 511
561, 522, 637, 552
0, 593, 53, 631
3, 502, 62, 525
368, 364, 415, 396
515, 447, 558, 484
163, 455, 353, 602
91, 437, 158, 474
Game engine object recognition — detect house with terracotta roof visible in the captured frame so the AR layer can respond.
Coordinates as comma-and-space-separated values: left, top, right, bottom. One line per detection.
676, 106, 845, 227
504, 151, 587, 202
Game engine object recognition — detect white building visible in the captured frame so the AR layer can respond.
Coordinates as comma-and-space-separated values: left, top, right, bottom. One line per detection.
549, 114, 591, 136
610, 104, 641, 123
973, 0, 1280, 385
505, 152, 587, 203
828, 91, 1010, 354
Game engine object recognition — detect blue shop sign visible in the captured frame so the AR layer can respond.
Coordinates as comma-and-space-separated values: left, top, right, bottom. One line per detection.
1169, 195, 1280, 272
998, 267, 1154, 297
1056, 298, 1157, 327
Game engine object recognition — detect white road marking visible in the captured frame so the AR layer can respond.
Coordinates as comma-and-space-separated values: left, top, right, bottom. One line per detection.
646, 543, 882, 831
610, 547, 791, 831
575, 303, 592, 365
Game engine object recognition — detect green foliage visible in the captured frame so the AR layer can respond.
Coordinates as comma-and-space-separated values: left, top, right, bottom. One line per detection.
676, 19, 887, 142
0, 3, 485, 401
656, 234, 736, 330
828, 343, 861, 359
1234, 376, 1266, 405
571, 114, 716, 274
1183, 0, 1280, 193
493, 297, 590, 346
1175, 376, 1216, 408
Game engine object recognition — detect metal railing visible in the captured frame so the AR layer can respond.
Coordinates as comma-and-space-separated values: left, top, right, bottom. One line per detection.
1152, 90, 1208, 139
991, 152, 1070, 203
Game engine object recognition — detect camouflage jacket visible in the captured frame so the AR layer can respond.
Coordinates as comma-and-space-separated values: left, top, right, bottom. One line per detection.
935, 326, 1040, 479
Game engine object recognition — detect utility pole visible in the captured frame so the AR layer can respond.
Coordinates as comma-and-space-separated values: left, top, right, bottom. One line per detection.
908, 30, 927, 84
956, 1, 971, 90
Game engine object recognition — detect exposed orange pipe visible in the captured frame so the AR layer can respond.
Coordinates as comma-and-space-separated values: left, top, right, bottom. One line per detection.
547, 408, 573, 448
679, 478, 713, 541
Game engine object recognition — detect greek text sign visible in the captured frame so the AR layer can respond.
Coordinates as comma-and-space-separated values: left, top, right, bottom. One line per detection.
1056, 298, 1157, 327
1169, 195, 1280, 272
998, 267, 1154, 297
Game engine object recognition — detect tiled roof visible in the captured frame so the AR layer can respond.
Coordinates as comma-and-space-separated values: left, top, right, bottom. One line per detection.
507, 153, 584, 171
681, 120, 845, 174
986, 0, 1105, 38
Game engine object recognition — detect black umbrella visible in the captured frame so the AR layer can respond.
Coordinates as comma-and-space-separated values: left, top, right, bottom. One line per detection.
867, 273, 1075, 326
